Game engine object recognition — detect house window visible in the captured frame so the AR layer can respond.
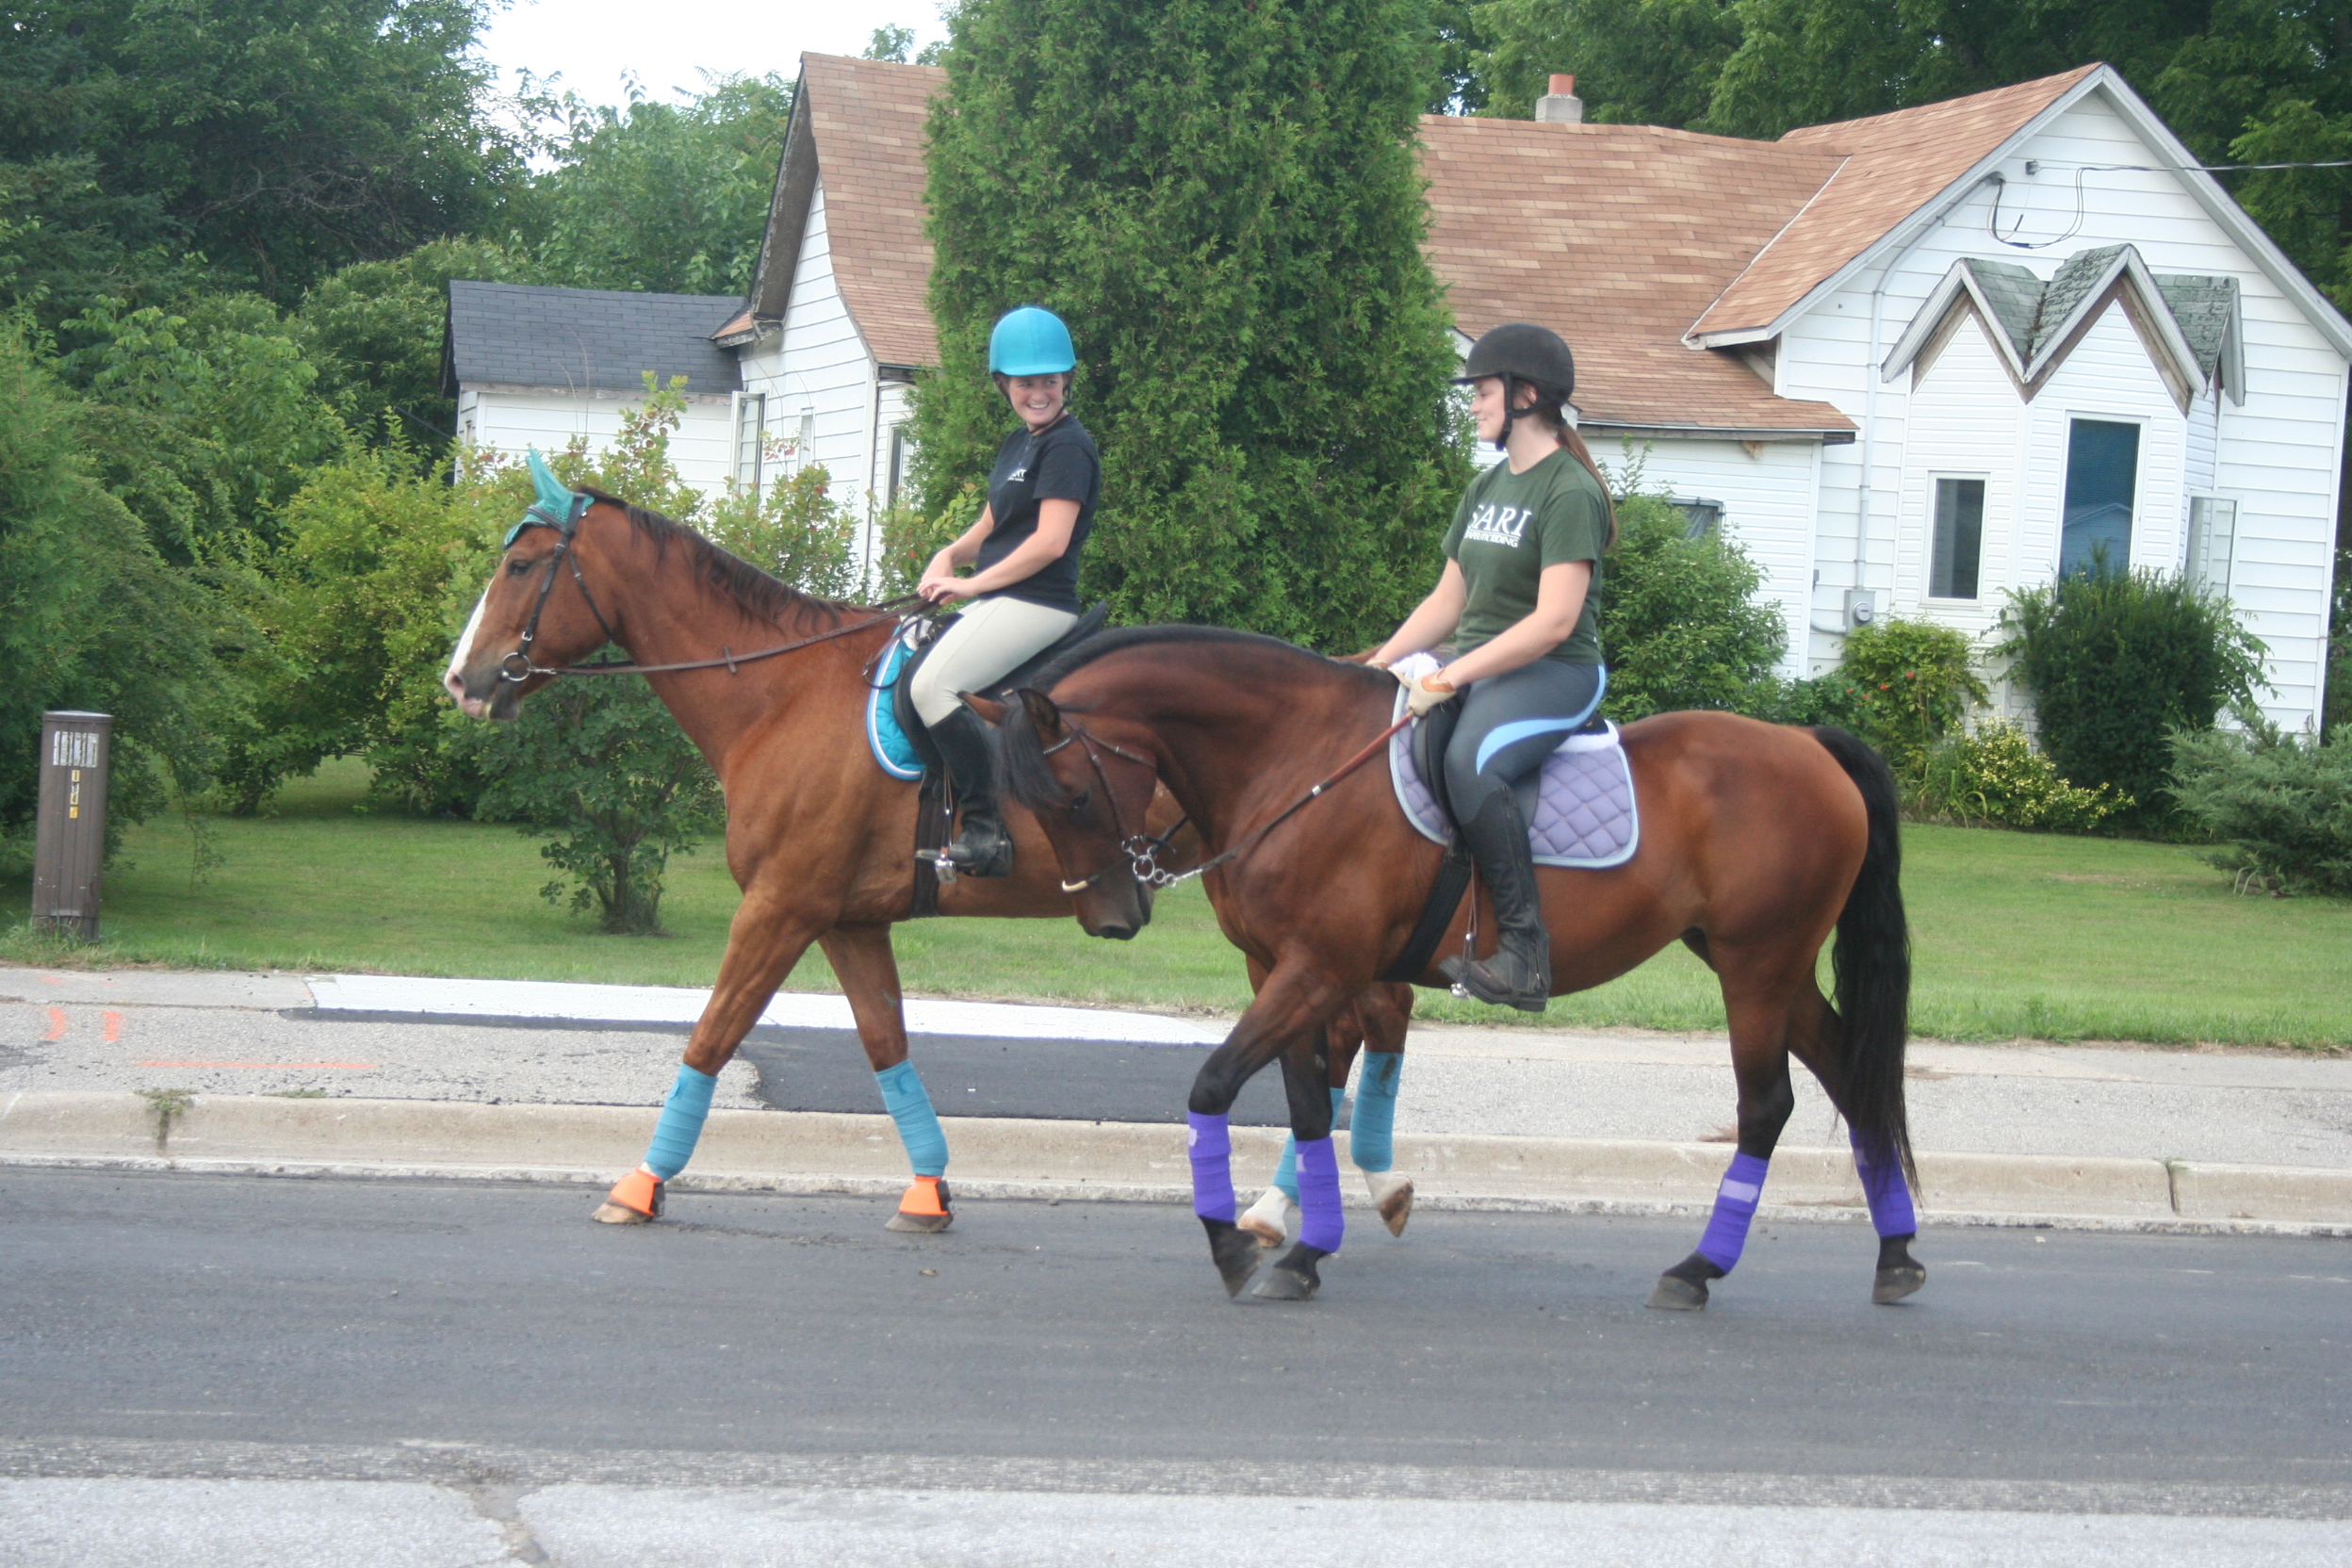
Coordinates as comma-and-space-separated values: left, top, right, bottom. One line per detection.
1929, 478, 1985, 599
1668, 498, 1723, 539
2187, 495, 2237, 596
2060, 418, 2139, 575
733, 392, 767, 493
887, 425, 909, 505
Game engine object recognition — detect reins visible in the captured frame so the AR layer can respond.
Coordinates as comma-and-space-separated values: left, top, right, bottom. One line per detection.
1051, 710, 1412, 892
493, 490, 917, 683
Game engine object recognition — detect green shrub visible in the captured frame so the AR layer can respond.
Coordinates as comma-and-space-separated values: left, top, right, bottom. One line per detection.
1918, 719, 2131, 832
1998, 562, 2266, 830
1833, 617, 1988, 778
2170, 709, 2352, 897
1598, 491, 1788, 720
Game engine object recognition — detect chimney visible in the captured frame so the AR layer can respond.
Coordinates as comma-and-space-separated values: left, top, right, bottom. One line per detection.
1536, 73, 1583, 124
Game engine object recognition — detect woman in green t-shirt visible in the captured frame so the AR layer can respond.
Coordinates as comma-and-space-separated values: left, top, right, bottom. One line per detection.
1367, 322, 1615, 1010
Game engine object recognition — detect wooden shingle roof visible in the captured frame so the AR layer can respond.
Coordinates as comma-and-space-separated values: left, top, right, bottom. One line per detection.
1418, 114, 1852, 433
1692, 66, 2099, 337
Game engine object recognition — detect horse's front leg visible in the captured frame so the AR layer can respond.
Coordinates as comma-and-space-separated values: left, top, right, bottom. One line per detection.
592, 890, 829, 1225
1239, 982, 1417, 1249
1187, 960, 1345, 1299
821, 921, 954, 1233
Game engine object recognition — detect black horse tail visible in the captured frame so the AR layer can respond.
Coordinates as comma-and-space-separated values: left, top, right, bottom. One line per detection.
1809, 726, 1915, 1189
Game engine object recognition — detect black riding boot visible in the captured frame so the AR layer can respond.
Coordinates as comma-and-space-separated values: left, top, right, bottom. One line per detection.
927, 707, 1014, 877
1441, 790, 1552, 1012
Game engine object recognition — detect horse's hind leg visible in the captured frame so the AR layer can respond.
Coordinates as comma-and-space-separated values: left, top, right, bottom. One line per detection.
823, 922, 954, 1233
1647, 968, 1798, 1312
1782, 986, 1927, 1304
1352, 984, 1415, 1236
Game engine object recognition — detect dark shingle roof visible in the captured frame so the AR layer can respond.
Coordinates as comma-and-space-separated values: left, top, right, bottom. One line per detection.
1959, 258, 2045, 357
2156, 273, 2239, 379
444, 280, 744, 396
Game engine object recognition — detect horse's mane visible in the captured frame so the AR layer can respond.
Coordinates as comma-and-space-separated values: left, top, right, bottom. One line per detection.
996, 623, 1387, 812
1024, 623, 1387, 697
582, 487, 856, 634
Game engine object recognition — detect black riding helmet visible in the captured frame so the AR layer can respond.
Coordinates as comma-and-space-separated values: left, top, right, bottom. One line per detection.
1454, 322, 1576, 450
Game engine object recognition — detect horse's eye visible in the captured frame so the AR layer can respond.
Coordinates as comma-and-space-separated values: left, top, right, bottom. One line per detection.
506, 557, 535, 576
1067, 790, 1091, 814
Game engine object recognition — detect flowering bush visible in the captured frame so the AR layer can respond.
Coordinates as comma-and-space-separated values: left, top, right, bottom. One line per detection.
1917, 719, 2131, 832
1833, 618, 1988, 778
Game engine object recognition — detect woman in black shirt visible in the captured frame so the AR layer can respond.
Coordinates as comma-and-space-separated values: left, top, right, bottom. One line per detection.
911, 305, 1103, 876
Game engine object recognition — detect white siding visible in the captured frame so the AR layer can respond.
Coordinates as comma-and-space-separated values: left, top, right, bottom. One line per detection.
458, 386, 736, 505
1598, 435, 1822, 676
736, 180, 889, 577
1772, 86, 2345, 727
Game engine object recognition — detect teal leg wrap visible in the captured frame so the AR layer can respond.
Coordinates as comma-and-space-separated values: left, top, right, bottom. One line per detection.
1272, 1087, 1346, 1200
876, 1060, 949, 1178
1350, 1054, 1402, 1173
643, 1063, 718, 1181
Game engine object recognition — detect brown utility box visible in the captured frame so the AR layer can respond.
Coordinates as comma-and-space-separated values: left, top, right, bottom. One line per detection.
33, 711, 112, 939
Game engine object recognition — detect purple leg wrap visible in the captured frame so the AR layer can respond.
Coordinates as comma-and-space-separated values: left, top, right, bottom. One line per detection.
1188, 1111, 1235, 1224
1851, 1131, 1918, 1237
1295, 1136, 1344, 1254
1696, 1151, 1771, 1272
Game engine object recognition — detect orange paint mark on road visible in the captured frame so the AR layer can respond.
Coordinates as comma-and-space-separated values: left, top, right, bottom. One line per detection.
102, 1010, 122, 1043
43, 1007, 67, 1041
136, 1061, 376, 1070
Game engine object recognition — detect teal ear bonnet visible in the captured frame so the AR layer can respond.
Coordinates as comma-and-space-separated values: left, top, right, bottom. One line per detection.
507, 449, 587, 547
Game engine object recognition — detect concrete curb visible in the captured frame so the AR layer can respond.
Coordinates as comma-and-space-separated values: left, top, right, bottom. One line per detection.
4, 1091, 2349, 1236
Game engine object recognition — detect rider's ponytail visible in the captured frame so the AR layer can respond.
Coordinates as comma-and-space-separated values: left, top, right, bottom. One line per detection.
1527, 400, 1619, 550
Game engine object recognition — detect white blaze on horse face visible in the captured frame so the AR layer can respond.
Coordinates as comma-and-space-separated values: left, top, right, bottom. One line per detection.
443, 589, 491, 717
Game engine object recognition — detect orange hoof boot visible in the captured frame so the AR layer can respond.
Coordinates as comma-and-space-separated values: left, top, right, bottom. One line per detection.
592, 1165, 664, 1224
886, 1175, 954, 1233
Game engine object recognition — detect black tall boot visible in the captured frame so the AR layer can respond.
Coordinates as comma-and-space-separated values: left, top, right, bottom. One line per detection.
927, 706, 1014, 877
1440, 790, 1552, 1012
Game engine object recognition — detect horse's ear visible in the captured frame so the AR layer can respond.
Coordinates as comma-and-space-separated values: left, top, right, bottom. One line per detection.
960, 692, 1007, 727
1017, 687, 1064, 738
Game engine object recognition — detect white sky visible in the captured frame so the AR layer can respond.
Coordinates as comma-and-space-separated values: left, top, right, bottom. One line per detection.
476, 0, 948, 108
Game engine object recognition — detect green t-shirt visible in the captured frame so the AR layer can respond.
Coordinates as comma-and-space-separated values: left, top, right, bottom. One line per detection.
1440, 449, 1608, 666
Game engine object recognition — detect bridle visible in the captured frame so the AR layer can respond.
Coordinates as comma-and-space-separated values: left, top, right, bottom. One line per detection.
493, 493, 913, 683
1045, 710, 1410, 894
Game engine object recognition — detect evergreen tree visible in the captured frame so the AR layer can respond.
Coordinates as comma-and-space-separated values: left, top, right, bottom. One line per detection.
914, 0, 1469, 650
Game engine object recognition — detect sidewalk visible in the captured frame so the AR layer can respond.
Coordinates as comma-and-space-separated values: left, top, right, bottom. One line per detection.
4, 963, 2348, 1231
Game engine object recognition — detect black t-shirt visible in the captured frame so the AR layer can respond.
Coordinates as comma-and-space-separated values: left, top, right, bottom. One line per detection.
977, 414, 1101, 613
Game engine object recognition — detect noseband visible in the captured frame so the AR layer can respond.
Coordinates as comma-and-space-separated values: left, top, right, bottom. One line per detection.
1048, 723, 1194, 892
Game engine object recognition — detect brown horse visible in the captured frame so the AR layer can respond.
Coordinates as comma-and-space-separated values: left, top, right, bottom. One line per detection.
980, 624, 1923, 1308
440, 483, 1413, 1232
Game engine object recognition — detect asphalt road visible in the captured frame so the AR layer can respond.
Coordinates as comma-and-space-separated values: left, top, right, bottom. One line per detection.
5, 1168, 2347, 1495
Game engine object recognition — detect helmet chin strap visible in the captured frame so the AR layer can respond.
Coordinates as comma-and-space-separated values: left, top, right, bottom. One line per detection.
1494, 372, 1522, 451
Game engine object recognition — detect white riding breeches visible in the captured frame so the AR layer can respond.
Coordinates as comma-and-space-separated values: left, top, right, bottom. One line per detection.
909, 595, 1082, 726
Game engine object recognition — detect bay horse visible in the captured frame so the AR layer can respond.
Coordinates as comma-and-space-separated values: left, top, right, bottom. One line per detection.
980, 625, 1924, 1308
440, 475, 1413, 1233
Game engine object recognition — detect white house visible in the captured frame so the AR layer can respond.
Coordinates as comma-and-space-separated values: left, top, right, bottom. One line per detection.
442, 280, 747, 502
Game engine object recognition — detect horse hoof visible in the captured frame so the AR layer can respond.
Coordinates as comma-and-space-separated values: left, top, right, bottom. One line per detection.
886, 1176, 954, 1233
593, 1168, 662, 1224
1367, 1173, 1415, 1236
1253, 1266, 1319, 1301
1202, 1217, 1262, 1298
1873, 1264, 1927, 1304
1237, 1187, 1297, 1250
1646, 1273, 1709, 1311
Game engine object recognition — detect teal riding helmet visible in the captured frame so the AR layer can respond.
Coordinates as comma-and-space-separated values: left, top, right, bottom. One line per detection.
988, 305, 1076, 377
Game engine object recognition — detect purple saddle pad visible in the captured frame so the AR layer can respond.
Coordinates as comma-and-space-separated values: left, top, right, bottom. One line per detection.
1387, 698, 1640, 869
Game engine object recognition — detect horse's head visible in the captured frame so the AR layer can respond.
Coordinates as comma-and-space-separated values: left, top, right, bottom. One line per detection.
443, 455, 626, 721
977, 687, 1158, 940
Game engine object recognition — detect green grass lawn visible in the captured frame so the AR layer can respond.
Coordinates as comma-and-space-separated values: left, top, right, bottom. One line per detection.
8, 758, 2348, 1048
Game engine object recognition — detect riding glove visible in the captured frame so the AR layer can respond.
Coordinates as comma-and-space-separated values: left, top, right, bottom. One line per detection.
1396, 667, 1457, 718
